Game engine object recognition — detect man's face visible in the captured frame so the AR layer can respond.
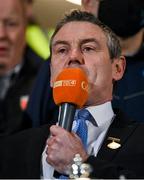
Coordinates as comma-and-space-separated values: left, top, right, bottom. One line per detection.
0, 0, 27, 75
51, 21, 124, 106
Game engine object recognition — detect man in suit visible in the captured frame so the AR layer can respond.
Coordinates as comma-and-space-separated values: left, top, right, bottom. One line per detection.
41, 9, 144, 179
27, 9, 143, 178
0, 0, 44, 136
1, 10, 144, 179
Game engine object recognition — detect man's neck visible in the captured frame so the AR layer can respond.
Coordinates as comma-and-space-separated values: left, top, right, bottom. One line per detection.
119, 29, 143, 57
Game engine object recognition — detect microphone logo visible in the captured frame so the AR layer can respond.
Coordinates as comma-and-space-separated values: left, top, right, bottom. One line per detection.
54, 80, 76, 88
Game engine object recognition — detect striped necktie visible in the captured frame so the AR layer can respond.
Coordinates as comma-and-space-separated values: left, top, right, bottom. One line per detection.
73, 109, 92, 150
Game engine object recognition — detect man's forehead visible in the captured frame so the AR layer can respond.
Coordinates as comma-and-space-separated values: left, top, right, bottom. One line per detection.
53, 21, 105, 41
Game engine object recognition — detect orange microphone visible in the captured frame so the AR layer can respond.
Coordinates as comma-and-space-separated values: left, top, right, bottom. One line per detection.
53, 68, 88, 131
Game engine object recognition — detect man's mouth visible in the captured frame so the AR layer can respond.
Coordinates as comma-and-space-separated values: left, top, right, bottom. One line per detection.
0, 47, 8, 56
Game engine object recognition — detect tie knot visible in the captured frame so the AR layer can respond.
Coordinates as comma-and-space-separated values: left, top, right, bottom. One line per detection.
77, 109, 91, 121
76, 109, 97, 126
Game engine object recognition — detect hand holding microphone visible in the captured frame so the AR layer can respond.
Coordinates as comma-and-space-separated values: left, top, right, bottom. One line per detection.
53, 68, 88, 131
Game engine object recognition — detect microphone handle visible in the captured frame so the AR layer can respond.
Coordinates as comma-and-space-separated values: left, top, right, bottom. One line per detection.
58, 103, 76, 132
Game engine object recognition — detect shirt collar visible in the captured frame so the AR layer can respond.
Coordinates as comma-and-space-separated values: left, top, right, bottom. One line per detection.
7, 63, 22, 77
0, 63, 22, 79
86, 101, 115, 128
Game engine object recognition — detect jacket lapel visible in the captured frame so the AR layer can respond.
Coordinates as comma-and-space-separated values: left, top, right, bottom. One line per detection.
97, 109, 138, 161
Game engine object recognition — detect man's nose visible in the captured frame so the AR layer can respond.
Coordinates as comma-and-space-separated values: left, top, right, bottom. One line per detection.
68, 49, 84, 65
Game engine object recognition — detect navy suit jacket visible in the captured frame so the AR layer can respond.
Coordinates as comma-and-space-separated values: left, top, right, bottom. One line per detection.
112, 44, 144, 122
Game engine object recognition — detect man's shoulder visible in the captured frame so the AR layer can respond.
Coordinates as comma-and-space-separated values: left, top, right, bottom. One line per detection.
113, 108, 139, 127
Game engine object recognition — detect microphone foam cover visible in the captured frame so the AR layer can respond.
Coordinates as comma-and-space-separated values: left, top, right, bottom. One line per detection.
53, 68, 88, 108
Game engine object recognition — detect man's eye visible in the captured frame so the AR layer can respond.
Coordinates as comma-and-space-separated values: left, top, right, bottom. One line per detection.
5, 20, 19, 27
8, 22, 18, 26
82, 47, 95, 52
57, 48, 67, 54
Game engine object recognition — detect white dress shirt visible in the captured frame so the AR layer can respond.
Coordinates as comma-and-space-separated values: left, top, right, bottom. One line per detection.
41, 101, 115, 179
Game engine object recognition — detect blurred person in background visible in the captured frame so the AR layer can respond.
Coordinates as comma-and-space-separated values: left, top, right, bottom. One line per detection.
0, 0, 45, 136
82, 0, 144, 122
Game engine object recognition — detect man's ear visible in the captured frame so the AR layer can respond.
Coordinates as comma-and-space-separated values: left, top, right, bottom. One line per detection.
81, 0, 100, 16
112, 56, 126, 81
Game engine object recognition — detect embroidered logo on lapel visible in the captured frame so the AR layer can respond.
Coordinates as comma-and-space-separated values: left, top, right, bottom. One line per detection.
107, 136, 121, 149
